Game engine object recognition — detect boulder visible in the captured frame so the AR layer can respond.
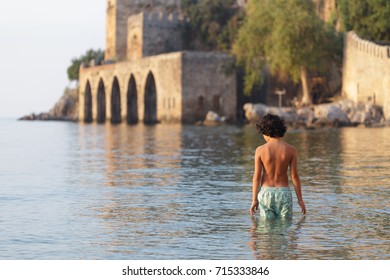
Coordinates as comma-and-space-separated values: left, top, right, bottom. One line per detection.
313, 103, 350, 124
243, 98, 386, 128
203, 111, 226, 125
243, 103, 298, 124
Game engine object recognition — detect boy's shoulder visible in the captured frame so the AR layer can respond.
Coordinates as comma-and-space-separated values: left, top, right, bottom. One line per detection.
285, 141, 296, 149
256, 143, 267, 149
283, 142, 297, 154
255, 144, 267, 154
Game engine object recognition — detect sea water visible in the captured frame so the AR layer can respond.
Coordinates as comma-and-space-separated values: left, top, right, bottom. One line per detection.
0, 119, 389, 259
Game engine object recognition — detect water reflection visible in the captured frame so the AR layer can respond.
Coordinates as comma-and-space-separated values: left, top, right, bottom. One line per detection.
66, 124, 390, 258
249, 216, 306, 259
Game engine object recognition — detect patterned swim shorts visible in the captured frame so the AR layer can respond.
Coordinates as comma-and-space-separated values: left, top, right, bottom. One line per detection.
258, 187, 293, 219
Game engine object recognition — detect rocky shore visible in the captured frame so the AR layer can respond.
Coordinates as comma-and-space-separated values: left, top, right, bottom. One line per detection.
243, 99, 389, 128
19, 91, 389, 129
19, 88, 78, 122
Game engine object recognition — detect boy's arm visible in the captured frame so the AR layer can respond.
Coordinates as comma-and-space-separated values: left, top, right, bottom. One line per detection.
250, 147, 263, 215
290, 147, 306, 214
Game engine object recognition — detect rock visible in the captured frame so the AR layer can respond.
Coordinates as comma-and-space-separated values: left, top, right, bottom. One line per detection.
338, 100, 384, 125
243, 103, 298, 124
313, 103, 350, 124
296, 107, 315, 127
203, 111, 226, 125
19, 88, 79, 121
243, 98, 386, 128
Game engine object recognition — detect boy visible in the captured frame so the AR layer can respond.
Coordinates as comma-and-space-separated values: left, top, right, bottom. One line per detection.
250, 114, 306, 218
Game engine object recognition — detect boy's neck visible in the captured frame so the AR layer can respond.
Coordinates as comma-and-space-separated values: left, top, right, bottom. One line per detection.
264, 135, 282, 142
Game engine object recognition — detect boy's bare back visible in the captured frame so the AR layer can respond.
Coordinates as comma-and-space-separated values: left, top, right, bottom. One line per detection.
256, 138, 297, 187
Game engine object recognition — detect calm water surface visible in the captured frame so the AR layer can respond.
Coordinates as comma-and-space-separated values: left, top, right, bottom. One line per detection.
0, 119, 389, 259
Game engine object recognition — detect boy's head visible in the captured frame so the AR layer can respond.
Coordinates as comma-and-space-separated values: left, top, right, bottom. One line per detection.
256, 114, 287, 138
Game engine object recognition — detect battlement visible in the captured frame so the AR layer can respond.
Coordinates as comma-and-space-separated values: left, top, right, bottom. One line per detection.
146, 11, 181, 22
128, 11, 182, 28
127, 11, 183, 60
105, 0, 182, 61
347, 31, 390, 60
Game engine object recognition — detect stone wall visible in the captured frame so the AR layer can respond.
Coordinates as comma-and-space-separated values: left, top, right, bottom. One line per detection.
79, 51, 236, 124
181, 52, 237, 123
105, 0, 182, 61
142, 12, 182, 57
342, 31, 390, 120
82, 1, 237, 124
127, 12, 182, 60
79, 52, 183, 123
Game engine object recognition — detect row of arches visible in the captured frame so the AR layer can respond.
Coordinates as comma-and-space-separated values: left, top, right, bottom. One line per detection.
84, 73, 157, 124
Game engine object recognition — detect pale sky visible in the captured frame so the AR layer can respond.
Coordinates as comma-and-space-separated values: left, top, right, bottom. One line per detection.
0, 0, 106, 118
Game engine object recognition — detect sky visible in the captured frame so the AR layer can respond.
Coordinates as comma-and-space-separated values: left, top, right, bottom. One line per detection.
0, 0, 106, 118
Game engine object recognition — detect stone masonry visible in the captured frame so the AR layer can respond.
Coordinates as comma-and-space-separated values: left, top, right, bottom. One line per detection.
342, 31, 390, 120
80, 0, 236, 124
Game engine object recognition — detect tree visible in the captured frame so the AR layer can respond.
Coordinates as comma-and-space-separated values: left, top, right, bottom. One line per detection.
67, 49, 104, 82
182, 0, 244, 51
233, 0, 342, 104
338, 0, 390, 42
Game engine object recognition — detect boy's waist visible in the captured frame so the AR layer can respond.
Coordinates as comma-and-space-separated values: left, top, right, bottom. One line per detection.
261, 186, 290, 191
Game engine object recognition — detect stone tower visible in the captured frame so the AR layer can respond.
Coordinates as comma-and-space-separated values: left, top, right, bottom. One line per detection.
127, 12, 182, 60
105, 0, 182, 61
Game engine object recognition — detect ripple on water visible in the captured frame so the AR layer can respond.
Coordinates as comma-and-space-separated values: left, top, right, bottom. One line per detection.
0, 121, 389, 259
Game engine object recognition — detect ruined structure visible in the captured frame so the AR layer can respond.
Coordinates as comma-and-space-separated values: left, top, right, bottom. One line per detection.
342, 31, 390, 120
314, 0, 336, 22
79, 0, 236, 124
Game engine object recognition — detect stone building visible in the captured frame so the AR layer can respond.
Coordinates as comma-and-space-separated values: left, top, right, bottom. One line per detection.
78, 0, 236, 124
342, 31, 390, 120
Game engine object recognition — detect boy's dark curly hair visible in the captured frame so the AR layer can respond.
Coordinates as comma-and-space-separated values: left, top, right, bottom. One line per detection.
256, 114, 287, 137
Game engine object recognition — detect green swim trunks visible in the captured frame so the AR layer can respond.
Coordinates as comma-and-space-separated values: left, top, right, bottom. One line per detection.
258, 187, 292, 219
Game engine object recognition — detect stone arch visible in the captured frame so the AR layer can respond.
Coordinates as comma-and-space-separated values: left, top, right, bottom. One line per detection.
212, 94, 221, 114
127, 74, 138, 124
84, 81, 93, 123
144, 71, 157, 124
195, 95, 205, 122
97, 79, 106, 123
111, 77, 121, 124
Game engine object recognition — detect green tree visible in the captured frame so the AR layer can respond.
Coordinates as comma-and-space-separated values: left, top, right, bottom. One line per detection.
338, 0, 390, 42
182, 0, 244, 51
233, 0, 342, 104
67, 49, 104, 82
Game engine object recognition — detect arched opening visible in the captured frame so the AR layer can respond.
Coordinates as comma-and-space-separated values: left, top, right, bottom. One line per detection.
127, 75, 138, 124
144, 72, 157, 124
195, 96, 205, 122
84, 81, 92, 123
97, 79, 106, 123
212, 94, 221, 114
111, 77, 121, 124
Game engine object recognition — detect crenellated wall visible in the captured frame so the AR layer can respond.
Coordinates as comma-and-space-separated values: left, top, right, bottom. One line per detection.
342, 31, 390, 120
127, 12, 182, 60
105, 0, 182, 61
82, 0, 236, 124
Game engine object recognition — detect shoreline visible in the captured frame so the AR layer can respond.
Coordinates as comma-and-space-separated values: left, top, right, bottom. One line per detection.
243, 99, 390, 129
18, 97, 390, 128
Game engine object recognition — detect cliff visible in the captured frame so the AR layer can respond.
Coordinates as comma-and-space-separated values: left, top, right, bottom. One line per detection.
19, 88, 79, 121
